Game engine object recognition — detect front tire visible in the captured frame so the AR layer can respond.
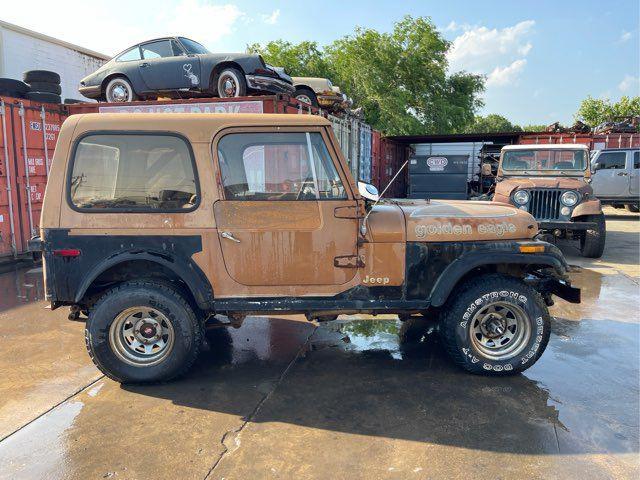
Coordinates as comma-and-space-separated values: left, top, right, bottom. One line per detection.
439, 274, 551, 376
216, 68, 246, 98
105, 77, 137, 103
625, 204, 639, 213
579, 213, 606, 258
86, 280, 203, 383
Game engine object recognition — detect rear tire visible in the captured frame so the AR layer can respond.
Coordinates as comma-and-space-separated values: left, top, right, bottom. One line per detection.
439, 274, 551, 376
579, 213, 606, 258
216, 68, 246, 98
85, 280, 203, 383
294, 87, 319, 108
625, 204, 639, 213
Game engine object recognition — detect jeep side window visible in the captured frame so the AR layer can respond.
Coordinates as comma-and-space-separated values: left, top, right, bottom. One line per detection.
633, 151, 639, 169
217, 132, 346, 201
597, 151, 626, 169
69, 134, 198, 211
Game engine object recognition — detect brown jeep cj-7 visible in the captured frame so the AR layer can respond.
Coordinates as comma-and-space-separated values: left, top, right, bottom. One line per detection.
494, 144, 606, 258
37, 113, 580, 383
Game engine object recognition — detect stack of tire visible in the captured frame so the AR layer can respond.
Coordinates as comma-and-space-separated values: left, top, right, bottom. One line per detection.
24, 70, 62, 104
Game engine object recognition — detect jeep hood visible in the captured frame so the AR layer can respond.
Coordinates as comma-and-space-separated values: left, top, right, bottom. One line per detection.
368, 199, 538, 242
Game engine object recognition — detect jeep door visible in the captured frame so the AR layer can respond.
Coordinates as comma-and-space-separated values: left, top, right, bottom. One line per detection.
212, 127, 358, 286
592, 150, 630, 197
138, 39, 201, 91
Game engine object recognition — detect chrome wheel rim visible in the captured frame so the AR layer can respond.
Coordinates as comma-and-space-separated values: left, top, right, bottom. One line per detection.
469, 302, 530, 360
296, 94, 312, 105
220, 74, 238, 97
109, 307, 174, 366
108, 82, 130, 102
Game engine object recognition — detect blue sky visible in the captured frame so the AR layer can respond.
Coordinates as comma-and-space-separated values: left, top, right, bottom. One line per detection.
4, 0, 639, 125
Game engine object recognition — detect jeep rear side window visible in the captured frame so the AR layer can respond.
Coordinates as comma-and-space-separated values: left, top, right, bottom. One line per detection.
217, 132, 346, 200
597, 151, 626, 169
70, 134, 198, 211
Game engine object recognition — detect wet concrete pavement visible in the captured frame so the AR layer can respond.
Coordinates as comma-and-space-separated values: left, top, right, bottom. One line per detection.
0, 208, 638, 479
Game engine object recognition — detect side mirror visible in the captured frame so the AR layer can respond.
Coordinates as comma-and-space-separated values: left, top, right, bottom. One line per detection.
358, 182, 379, 202
593, 162, 602, 172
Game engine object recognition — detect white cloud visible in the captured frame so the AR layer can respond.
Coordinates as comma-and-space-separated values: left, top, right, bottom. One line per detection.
619, 30, 632, 43
262, 9, 280, 25
1, 0, 246, 55
618, 75, 640, 93
447, 20, 535, 88
486, 59, 527, 87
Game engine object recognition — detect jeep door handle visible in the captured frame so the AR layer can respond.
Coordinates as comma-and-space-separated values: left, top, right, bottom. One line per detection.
617, 172, 629, 176
140, 62, 150, 68
221, 231, 240, 243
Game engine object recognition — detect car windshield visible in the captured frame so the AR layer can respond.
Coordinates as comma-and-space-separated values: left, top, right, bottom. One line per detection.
502, 149, 588, 173
179, 37, 209, 54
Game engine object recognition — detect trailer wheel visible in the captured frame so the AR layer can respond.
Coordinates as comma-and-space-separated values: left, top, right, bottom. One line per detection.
27, 81, 62, 95
294, 87, 319, 108
579, 213, 606, 258
86, 280, 204, 383
216, 68, 246, 98
24, 70, 61, 84
439, 274, 550, 376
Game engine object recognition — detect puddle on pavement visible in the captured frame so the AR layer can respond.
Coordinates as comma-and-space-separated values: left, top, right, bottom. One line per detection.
323, 317, 404, 359
0, 264, 45, 313
0, 400, 84, 480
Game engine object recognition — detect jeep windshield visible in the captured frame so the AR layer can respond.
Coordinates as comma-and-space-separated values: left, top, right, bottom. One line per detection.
179, 37, 210, 54
502, 149, 587, 175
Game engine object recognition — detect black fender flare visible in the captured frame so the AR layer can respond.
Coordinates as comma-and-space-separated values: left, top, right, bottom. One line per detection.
74, 249, 213, 309
429, 252, 568, 307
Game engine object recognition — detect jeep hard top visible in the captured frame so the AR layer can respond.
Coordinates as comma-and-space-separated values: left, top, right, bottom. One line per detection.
494, 144, 606, 258
38, 113, 580, 383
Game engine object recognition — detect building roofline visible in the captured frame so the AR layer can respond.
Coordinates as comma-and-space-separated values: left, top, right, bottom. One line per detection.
0, 19, 110, 60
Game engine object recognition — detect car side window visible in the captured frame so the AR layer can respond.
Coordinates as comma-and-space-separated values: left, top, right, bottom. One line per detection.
69, 134, 198, 212
597, 152, 627, 170
141, 40, 175, 59
116, 47, 141, 62
634, 151, 639, 169
217, 132, 347, 201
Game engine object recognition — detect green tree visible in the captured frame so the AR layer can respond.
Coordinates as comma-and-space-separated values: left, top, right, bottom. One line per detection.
249, 16, 484, 135
464, 114, 522, 133
247, 40, 334, 79
520, 124, 547, 132
575, 96, 640, 126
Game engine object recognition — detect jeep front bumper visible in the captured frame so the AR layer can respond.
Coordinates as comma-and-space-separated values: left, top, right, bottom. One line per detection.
539, 221, 598, 231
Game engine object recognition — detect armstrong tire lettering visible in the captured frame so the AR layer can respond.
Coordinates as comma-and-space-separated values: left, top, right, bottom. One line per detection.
439, 273, 551, 376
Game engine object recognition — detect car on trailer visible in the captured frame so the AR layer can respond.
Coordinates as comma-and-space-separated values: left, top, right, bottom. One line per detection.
78, 36, 294, 102
35, 113, 580, 383
292, 77, 350, 110
494, 144, 606, 258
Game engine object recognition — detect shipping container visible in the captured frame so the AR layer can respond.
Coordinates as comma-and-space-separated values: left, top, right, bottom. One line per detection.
518, 132, 639, 150
0, 96, 67, 259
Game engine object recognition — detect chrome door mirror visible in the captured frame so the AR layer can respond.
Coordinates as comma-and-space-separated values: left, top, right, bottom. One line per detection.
358, 182, 379, 202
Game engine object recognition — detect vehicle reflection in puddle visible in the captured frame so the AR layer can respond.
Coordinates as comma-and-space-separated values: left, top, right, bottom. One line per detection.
324, 317, 404, 359
0, 264, 45, 313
